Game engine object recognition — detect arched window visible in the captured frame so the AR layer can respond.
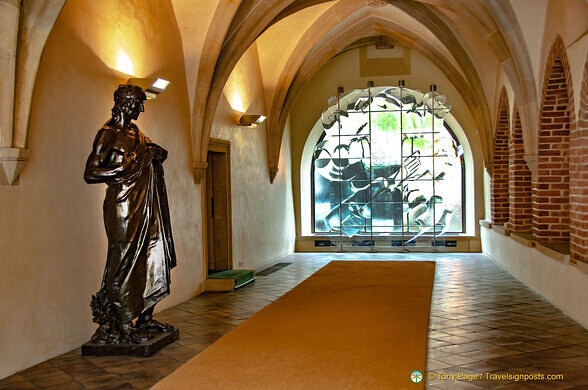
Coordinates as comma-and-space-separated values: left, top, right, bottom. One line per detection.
312, 86, 464, 246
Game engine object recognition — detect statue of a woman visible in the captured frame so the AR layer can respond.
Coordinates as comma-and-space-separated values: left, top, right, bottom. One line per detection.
84, 84, 176, 344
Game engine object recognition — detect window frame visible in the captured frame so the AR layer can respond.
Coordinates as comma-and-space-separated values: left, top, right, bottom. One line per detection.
310, 93, 466, 237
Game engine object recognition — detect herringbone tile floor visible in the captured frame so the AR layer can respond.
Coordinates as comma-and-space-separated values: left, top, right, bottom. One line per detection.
1, 253, 587, 389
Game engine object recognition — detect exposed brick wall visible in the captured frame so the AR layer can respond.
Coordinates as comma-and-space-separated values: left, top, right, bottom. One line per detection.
491, 89, 510, 225
507, 108, 532, 232
570, 55, 588, 266
533, 36, 574, 245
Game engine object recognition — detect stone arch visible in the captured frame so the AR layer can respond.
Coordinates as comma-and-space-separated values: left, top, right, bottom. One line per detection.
188, 0, 242, 179
0, 0, 66, 185
482, 0, 539, 165
532, 35, 575, 244
267, 10, 492, 180
193, 0, 298, 176
491, 88, 510, 225
507, 105, 532, 232
570, 54, 588, 266
190, 0, 535, 188
195, 0, 509, 183
13, 0, 67, 148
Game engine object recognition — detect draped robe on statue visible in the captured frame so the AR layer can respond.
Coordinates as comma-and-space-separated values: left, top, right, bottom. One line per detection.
85, 122, 176, 324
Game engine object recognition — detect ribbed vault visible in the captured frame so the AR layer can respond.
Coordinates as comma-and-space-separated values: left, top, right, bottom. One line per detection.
266, 4, 492, 180
191, 0, 535, 182
5, 0, 538, 185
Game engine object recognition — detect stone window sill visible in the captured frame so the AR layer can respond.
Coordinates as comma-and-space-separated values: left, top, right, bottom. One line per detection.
535, 242, 570, 264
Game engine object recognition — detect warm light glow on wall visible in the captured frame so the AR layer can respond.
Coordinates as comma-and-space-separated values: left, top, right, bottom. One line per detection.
116, 50, 135, 76
67, 3, 156, 78
223, 42, 266, 120
231, 93, 245, 113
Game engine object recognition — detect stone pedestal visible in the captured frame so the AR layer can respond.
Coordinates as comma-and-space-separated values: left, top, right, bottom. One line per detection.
81, 329, 179, 357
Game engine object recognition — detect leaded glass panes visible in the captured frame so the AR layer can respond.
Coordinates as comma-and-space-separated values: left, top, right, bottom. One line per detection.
312, 86, 464, 246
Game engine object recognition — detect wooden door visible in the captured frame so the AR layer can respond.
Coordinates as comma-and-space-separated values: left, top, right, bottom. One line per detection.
206, 140, 232, 272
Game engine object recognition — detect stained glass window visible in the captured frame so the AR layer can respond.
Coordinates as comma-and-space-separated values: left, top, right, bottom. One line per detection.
312, 86, 464, 244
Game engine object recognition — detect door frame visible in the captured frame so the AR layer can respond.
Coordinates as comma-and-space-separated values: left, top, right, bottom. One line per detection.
201, 138, 233, 280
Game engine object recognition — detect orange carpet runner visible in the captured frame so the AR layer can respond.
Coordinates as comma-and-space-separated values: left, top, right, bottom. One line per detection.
154, 260, 435, 389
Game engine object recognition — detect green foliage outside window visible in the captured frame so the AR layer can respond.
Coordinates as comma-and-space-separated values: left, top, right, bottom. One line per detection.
313, 86, 463, 241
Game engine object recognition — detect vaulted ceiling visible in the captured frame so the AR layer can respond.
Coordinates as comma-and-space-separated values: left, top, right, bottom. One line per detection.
173, 0, 537, 181
4, 0, 541, 183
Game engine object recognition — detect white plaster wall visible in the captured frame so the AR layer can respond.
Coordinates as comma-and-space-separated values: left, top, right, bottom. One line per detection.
211, 43, 296, 271
482, 227, 588, 329
0, 0, 203, 379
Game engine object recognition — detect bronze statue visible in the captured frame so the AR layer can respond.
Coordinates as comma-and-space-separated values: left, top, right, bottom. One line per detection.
84, 84, 176, 344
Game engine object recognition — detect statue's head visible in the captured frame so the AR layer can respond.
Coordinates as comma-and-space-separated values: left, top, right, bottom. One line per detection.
112, 84, 146, 122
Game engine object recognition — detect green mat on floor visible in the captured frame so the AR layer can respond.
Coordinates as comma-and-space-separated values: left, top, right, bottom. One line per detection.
208, 270, 255, 288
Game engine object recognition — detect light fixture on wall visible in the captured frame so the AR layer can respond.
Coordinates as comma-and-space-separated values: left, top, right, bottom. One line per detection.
239, 114, 266, 127
127, 77, 171, 99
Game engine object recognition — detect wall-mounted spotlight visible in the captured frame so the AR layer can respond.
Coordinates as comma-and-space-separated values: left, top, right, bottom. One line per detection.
239, 114, 266, 127
127, 77, 171, 99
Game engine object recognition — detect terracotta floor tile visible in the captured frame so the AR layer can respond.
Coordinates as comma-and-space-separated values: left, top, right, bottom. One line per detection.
29, 372, 75, 388
43, 382, 86, 390
1, 253, 586, 390
0, 374, 28, 384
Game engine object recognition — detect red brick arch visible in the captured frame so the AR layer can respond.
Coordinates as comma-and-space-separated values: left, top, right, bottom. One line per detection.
491, 88, 510, 224
533, 35, 575, 244
507, 106, 532, 232
570, 54, 588, 266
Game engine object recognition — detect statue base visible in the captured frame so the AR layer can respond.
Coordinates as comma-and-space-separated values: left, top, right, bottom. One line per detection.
81, 329, 179, 357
